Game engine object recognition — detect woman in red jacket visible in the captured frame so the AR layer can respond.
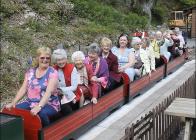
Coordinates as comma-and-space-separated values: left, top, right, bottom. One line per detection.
52, 48, 78, 114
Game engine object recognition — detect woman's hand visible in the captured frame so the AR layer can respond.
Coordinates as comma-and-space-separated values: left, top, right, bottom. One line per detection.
91, 76, 98, 82
5, 102, 15, 110
72, 98, 77, 104
91, 97, 97, 104
31, 105, 41, 116
147, 71, 151, 77
118, 67, 125, 72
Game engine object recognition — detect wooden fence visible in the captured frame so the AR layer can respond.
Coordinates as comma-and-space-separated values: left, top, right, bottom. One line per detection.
121, 72, 195, 140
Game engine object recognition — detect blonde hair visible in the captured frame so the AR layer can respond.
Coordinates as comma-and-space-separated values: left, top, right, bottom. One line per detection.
33, 47, 52, 67
100, 37, 112, 48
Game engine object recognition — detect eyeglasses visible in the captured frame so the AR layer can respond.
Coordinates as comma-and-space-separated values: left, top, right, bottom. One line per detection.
39, 57, 50, 60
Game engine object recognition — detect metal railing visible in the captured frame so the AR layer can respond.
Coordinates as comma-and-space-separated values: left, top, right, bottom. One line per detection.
121, 72, 195, 140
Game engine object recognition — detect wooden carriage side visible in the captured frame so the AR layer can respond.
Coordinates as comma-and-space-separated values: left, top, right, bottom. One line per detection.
2, 108, 42, 140
41, 73, 130, 140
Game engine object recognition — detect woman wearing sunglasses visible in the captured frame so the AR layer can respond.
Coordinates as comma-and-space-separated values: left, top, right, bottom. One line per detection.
5, 47, 60, 127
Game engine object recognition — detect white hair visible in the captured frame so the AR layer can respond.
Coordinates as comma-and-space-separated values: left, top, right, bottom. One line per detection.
72, 51, 85, 62
131, 37, 141, 47
156, 31, 162, 35
52, 48, 67, 63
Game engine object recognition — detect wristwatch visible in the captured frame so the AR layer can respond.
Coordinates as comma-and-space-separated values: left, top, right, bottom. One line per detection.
38, 104, 43, 109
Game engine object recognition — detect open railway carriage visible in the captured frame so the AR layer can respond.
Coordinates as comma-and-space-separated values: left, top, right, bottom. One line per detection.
1, 54, 186, 140
129, 54, 186, 99
2, 73, 130, 140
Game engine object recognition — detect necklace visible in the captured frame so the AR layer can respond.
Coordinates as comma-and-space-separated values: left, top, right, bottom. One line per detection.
36, 67, 48, 78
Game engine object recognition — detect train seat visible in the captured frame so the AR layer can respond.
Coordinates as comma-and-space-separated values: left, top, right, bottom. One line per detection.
2, 108, 42, 140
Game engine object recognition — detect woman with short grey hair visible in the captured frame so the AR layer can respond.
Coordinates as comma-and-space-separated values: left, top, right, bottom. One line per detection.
88, 43, 101, 55
84, 43, 109, 96
52, 48, 78, 115
52, 49, 67, 64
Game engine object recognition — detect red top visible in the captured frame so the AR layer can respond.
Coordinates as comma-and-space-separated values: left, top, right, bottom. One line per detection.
53, 63, 74, 86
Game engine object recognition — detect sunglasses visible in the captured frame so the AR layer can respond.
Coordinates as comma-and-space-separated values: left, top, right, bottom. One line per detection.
40, 57, 50, 60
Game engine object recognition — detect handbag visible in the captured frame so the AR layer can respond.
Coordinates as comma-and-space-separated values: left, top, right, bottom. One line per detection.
134, 61, 144, 69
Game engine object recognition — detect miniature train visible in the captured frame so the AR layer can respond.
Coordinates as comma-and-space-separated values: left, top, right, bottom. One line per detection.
1, 54, 186, 140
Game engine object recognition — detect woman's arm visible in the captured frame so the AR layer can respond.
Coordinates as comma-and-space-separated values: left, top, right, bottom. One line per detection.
140, 49, 151, 74
60, 67, 78, 93
149, 46, 156, 70
120, 52, 135, 70
6, 74, 28, 109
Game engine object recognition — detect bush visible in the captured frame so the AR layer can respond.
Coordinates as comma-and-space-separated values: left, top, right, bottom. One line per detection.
152, 4, 168, 25
1, 0, 24, 18
70, 0, 148, 31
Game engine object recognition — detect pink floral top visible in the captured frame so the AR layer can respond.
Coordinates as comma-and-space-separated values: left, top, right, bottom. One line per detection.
24, 67, 60, 111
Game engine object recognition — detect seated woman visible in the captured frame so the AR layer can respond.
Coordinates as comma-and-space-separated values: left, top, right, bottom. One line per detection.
131, 37, 144, 77
100, 37, 122, 91
112, 33, 136, 81
156, 31, 174, 63
140, 37, 156, 76
132, 37, 156, 77
52, 48, 78, 114
5, 47, 60, 127
149, 31, 162, 68
84, 43, 109, 96
72, 51, 99, 105
169, 30, 183, 58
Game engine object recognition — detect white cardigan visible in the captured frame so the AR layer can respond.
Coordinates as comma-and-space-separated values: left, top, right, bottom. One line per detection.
140, 45, 156, 75
160, 38, 174, 62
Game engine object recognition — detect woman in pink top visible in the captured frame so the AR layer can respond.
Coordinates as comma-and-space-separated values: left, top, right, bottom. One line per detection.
5, 47, 60, 127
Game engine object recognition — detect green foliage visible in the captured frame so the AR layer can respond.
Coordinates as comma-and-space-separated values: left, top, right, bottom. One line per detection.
26, 0, 73, 24
179, 0, 196, 7
70, 0, 148, 30
26, 0, 49, 15
0, 0, 24, 18
2, 23, 35, 49
152, 3, 169, 25
25, 19, 43, 32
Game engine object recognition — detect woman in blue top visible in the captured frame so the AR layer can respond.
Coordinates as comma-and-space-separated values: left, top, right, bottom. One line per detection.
112, 34, 136, 81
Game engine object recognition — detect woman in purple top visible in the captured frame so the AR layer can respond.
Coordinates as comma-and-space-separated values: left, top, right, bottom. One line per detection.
84, 43, 109, 96
5, 47, 60, 127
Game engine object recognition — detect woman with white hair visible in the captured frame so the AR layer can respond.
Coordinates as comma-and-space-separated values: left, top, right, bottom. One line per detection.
131, 37, 144, 77
52, 48, 78, 114
156, 30, 173, 63
72, 51, 99, 105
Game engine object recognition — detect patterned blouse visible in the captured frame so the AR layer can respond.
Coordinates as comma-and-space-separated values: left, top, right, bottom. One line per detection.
24, 67, 60, 111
